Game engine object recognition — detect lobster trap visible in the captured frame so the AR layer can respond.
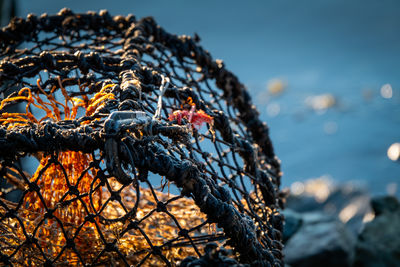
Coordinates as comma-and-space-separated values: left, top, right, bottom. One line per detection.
0, 9, 284, 266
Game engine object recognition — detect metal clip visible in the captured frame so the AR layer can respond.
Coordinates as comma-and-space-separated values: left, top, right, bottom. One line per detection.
104, 110, 149, 135
103, 110, 149, 185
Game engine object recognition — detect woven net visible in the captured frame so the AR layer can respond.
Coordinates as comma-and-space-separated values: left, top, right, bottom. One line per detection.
0, 9, 283, 266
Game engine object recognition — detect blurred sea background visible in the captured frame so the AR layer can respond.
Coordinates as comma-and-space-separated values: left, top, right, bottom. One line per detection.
4, 0, 400, 196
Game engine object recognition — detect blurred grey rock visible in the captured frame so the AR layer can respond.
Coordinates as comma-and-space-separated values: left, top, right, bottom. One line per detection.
371, 195, 400, 215
353, 196, 400, 267
284, 211, 355, 267
282, 209, 303, 243
286, 177, 371, 235
286, 194, 323, 212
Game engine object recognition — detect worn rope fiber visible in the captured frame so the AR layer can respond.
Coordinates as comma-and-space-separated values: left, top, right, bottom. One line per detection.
0, 9, 283, 266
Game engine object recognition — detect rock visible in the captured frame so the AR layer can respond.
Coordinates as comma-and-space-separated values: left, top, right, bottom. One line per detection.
286, 194, 324, 212
284, 212, 355, 267
282, 209, 303, 243
371, 195, 400, 216
286, 177, 371, 235
353, 196, 400, 267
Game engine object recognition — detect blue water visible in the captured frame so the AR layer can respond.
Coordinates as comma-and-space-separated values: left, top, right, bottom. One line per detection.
19, 0, 400, 195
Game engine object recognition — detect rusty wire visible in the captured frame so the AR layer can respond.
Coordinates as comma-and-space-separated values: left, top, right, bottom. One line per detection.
0, 9, 284, 266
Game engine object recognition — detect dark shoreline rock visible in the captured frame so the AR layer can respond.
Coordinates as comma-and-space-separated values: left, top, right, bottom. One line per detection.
285, 178, 372, 236
353, 196, 400, 267
283, 178, 400, 267
284, 211, 355, 267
